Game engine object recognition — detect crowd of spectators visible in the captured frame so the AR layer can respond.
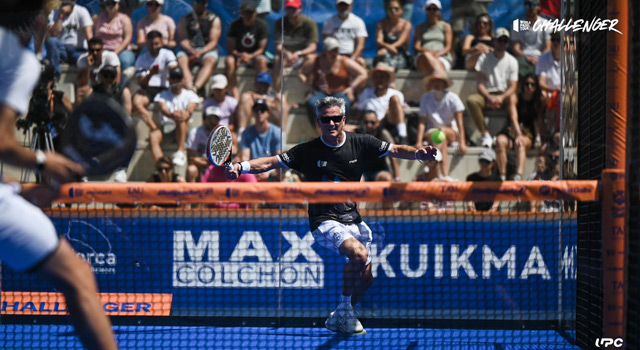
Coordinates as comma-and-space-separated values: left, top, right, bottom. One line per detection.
30, 0, 568, 208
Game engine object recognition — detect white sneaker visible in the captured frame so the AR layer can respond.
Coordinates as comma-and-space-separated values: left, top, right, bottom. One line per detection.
113, 169, 128, 183
481, 133, 493, 148
325, 305, 366, 334
172, 150, 187, 166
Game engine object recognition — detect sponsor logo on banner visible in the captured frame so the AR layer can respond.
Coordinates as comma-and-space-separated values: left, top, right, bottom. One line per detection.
173, 230, 324, 288
157, 189, 213, 198
1, 292, 172, 316
63, 220, 118, 274
314, 188, 370, 198
127, 186, 145, 200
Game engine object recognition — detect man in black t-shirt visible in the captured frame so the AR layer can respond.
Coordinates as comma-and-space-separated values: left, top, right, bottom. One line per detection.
226, 96, 439, 335
466, 148, 502, 212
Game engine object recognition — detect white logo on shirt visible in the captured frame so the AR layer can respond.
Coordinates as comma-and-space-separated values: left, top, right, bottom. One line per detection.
349, 159, 357, 164
317, 161, 327, 167
379, 142, 388, 151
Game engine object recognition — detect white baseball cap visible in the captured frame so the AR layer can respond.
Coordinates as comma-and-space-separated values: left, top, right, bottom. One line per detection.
205, 106, 223, 118
336, 0, 352, 5
424, 0, 441, 10
210, 74, 228, 90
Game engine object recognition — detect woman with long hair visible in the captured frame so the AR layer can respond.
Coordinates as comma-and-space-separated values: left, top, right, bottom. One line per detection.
373, 0, 412, 70
135, 0, 176, 49
93, 0, 134, 72
413, 0, 453, 75
461, 13, 493, 71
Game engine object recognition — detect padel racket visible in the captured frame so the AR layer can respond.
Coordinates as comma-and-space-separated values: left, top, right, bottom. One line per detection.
205, 125, 233, 167
58, 95, 137, 176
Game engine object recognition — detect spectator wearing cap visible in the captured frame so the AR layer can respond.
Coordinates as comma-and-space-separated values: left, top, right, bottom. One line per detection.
374, 0, 412, 70
202, 74, 239, 131
76, 37, 121, 104
136, 0, 177, 49
466, 27, 518, 149
414, 0, 453, 75
358, 110, 401, 183
272, 0, 318, 92
416, 69, 467, 179
133, 30, 178, 135
176, 0, 221, 93
354, 62, 407, 144
45, 0, 94, 75
91, 65, 132, 116
225, 0, 270, 100
322, 0, 368, 68
151, 66, 200, 166
185, 106, 225, 182
466, 148, 502, 212
93, 0, 135, 74
298, 37, 368, 132
238, 72, 289, 135
238, 99, 283, 181
511, 0, 551, 78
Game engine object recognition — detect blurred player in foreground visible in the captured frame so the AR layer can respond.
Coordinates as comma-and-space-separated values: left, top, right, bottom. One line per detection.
0, 1, 118, 349
227, 96, 439, 334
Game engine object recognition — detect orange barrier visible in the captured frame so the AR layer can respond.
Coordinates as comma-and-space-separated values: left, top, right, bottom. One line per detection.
25, 180, 600, 204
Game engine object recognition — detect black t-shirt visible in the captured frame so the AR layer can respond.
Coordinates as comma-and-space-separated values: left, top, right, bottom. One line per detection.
277, 132, 392, 231
466, 171, 502, 211
227, 17, 269, 54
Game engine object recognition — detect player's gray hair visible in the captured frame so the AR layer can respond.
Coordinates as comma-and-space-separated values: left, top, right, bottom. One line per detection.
316, 96, 346, 117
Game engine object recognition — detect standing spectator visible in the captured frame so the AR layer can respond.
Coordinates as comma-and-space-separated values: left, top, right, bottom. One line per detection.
461, 13, 493, 71
272, 0, 318, 92
494, 73, 543, 181
359, 110, 400, 182
151, 66, 200, 166
176, 0, 221, 93
238, 73, 289, 134
416, 69, 467, 179
225, 1, 269, 100
322, 0, 368, 68
374, 0, 412, 70
202, 74, 239, 130
75, 37, 121, 103
136, 0, 176, 49
46, 0, 94, 75
238, 99, 282, 181
414, 0, 453, 74
511, 0, 550, 78
93, 0, 135, 74
355, 62, 407, 144
298, 37, 368, 131
466, 148, 501, 212
466, 28, 518, 148
186, 106, 223, 182
132, 30, 177, 135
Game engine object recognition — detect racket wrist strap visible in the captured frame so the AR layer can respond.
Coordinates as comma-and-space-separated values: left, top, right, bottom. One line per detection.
239, 161, 251, 174
415, 149, 423, 164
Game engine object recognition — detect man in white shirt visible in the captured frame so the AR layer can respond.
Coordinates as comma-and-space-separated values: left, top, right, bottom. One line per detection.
355, 62, 407, 143
536, 31, 561, 93
45, 0, 93, 75
322, 0, 368, 67
75, 37, 121, 103
133, 30, 177, 136
152, 66, 200, 166
466, 27, 518, 148
511, 0, 551, 78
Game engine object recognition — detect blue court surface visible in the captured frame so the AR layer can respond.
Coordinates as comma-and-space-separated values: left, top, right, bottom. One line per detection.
0, 325, 579, 349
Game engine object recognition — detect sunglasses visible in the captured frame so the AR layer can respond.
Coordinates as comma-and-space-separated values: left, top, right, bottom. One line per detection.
479, 21, 491, 26
479, 159, 491, 165
524, 2, 536, 8
253, 107, 269, 113
426, 6, 439, 11
387, 6, 401, 11
318, 115, 344, 123
157, 166, 172, 172
101, 72, 116, 79
497, 37, 509, 43
89, 47, 103, 53
146, 2, 161, 7
525, 82, 536, 87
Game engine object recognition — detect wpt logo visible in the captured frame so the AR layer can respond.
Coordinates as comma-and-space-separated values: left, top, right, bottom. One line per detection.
513, 19, 531, 32
595, 338, 623, 348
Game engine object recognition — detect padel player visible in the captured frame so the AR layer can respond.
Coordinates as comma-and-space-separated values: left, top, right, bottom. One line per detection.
227, 96, 439, 334
0, 1, 118, 349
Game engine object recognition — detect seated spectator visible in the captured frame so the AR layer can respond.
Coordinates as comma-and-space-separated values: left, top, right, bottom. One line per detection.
374, 0, 412, 71
93, 0, 135, 74
416, 70, 467, 179
450, 0, 491, 51
238, 99, 282, 181
466, 148, 501, 212
414, 0, 453, 74
225, 0, 269, 100
136, 0, 177, 50
354, 62, 407, 144
46, 0, 94, 75
202, 74, 239, 131
495, 73, 544, 181
511, 0, 550, 78
299, 37, 367, 130
91, 65, 132, 116
145, 156, 185, 209
272, 0, 318, 92
528, 154, 560, 212
186, 106, 223, 182
151, 66, 200, 166
238, 73, 289, 134
76, 37, 121, 104
322, 0, 368, 67
201, 165, 258, 209
466, 27, 518, 148
132, 30, 177, 135
176, 0, 221, 93
358, 110, 400, 182
536, 31, 561, 127
461, 13, 493, 71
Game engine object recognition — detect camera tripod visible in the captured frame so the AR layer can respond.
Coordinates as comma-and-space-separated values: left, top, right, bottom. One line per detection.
20, 122, 56, 184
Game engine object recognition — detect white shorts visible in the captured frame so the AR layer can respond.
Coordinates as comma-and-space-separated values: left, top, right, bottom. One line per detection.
0, 184, 59, 271
312, 220, 373, 265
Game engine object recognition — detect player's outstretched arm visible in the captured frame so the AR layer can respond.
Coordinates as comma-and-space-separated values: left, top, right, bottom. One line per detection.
226, 155, 283, 180
388, 144, 440, 163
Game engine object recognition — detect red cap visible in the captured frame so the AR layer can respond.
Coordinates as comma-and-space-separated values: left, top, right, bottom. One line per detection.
285, 0, 302, 8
